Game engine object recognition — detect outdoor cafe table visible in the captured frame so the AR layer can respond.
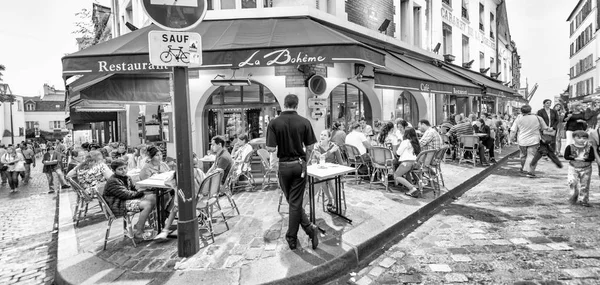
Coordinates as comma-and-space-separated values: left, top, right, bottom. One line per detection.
136, 174, 174, 235
307, 163, 355, 233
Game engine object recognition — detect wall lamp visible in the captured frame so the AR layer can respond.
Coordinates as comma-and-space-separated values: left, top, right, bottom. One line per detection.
433, 43, 441, 54
211, 69, 252, 86
462, 60, 474, 69
491, 72, 501, 79
378, 19, 391, 34
480, 67, 490, 74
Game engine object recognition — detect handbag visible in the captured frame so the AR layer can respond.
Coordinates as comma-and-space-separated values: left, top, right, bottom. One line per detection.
536, 116, 554, 144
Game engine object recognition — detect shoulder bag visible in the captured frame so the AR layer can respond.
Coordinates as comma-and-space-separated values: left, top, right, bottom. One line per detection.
536, 116, 554, 144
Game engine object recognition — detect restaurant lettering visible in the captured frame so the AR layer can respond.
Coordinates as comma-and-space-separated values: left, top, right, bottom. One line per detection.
238, 49, 327, 68
98, 61, 169, 72
420, 83, 430, 92
453, 88, 468, 95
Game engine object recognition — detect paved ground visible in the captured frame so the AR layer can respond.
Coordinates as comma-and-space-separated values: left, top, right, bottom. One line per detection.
0, 159, 59, 285
333, 155, 600, 284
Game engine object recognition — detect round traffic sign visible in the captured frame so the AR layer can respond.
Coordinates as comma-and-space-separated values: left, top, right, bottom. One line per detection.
142, 0, 208, 32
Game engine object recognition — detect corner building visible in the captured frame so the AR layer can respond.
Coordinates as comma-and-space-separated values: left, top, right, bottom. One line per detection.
567, 0, 598, 104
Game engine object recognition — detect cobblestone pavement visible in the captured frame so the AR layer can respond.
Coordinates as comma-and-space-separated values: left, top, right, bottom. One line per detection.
0, 158, 59, 285
331, 155, 600, 285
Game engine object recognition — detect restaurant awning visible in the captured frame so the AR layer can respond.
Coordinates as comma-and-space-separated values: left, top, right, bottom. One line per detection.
62, 17, 386, 77
68, 73, 170, 104
443, 64, 517, 96
374, 51, 481, 96
67, 108, 118, 124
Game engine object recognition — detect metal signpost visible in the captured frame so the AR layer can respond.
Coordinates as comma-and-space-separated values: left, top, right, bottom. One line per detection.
142, 0, 207, 258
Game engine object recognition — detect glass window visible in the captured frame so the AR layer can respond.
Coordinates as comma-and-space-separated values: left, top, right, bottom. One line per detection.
243, 84, 260, 103
220, 0, 235, 9
462, 35, 469, 62
241, 0, 256, 8
223, 86, 242, 103
327, 83, 372, 131
396, 91, 419, 126
443, 23, 452, 55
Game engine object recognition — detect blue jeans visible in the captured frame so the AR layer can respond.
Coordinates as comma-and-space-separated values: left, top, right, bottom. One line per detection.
519, 144, 539, 173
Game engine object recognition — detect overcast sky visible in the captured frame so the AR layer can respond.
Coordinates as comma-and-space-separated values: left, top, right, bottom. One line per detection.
0, 0, 572, 106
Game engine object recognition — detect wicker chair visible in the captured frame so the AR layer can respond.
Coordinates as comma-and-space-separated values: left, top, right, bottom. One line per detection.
458, 135, 480, 166
94, 188, 140, 250
256, 149, 278, 190
343, 144, 371, 184
411, 149, 437, 197
197, 170, 229, 243
368, 147, 396, 192
67, 177, 104, 227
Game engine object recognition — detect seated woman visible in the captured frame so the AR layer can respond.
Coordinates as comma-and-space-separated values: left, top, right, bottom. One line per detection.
374, 122, 397, 147
103, 159, 156, 240
393, 128, 422, 197
231, 134, 254, 178
154, 164, 206, 241
139, 146, 170, 180
67, 150, 113, 194
305, 130, 344, 211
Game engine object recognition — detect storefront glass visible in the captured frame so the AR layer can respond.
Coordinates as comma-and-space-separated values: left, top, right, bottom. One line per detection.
327, 83, 372, 131
396, 91, 419, 126
204, 82, 280, 151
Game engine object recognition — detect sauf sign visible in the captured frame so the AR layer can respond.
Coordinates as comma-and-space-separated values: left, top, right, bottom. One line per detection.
238, 48, 327, 68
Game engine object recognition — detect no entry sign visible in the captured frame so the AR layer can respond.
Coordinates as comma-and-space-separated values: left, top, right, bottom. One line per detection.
142, 0, 208, 31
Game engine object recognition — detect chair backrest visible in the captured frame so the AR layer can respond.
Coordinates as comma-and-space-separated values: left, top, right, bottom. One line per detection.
459, 135, 479, 148
256, 149, 271, 170
370, 146, 394, 167
240, 149, 255, 171
415, 149, 437, 168
431, 146, 449, 167
440, 134, 450, 145
67, 177, 94, 202
343, 144, 362, 163
198, 169, 223, 200
94, 188, 116, 220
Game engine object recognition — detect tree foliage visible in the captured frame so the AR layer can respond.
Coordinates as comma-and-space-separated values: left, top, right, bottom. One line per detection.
72, 1, 112, 50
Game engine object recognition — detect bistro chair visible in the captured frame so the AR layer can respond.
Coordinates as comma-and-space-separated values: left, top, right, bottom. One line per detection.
411, 149, 437, 197
256, 149, 279, 190
67, 177, 104, 227
368, 147, 396, 192
197, 170, 229, 243
94, 188, 140, 250
227, 150, 256, 192
430, 146, 450, 193
439, 134, 454, 162
458, 135, 480, 166
343, 144, 371, 184
220, 170, 242, 216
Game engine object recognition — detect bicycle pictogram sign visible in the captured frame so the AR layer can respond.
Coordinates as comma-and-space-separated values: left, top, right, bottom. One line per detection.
160, 45, 190, 64
148, 31, 202, 67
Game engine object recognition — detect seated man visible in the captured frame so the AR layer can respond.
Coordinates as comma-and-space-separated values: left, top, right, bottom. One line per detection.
418, 119, 443, 151
103, 159, 156, 240
208, 135, 233, 185
473, 119, 496, 164
345, 122, 372, 162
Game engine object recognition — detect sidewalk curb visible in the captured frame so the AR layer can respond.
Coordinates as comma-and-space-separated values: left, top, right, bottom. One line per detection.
54, 149, 520, 285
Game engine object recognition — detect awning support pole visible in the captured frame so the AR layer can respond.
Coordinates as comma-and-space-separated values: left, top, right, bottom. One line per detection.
174, 66, 200, 257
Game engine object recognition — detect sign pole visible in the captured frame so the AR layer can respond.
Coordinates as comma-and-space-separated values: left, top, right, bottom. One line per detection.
173, 66, 200, 257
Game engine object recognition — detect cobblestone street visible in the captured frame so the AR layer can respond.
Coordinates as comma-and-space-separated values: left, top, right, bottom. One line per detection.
335, 155, 600, 285
0, 158, 58, 285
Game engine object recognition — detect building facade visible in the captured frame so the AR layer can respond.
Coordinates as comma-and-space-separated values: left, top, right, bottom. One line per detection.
23, 84, 74, 143
568, 0, 597, 103
68, 0, 521, 155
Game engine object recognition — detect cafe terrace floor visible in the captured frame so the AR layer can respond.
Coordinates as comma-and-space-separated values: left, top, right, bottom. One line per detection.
55, 146, 519, 285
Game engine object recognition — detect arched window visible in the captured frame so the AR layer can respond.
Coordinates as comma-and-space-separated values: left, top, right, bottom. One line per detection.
396, 91, 419, 126
203, 82, 280, 151
327, 83, 372, 131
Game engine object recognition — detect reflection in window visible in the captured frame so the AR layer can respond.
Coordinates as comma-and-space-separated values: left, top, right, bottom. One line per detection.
220, 0, 235, 9
396, 91, 419, 126
327, 83, 372, 131
242, 0, 256, 8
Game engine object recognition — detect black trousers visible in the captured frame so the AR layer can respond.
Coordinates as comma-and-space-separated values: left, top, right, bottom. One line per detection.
278, 160, 311, 240
531, 141, 562, 171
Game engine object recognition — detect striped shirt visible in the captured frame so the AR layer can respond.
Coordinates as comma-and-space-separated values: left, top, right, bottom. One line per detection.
448, 122, 474, 138
419, 128, 443, 151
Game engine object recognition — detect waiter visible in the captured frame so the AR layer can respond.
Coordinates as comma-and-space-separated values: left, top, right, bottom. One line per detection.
266, 94, 319, 250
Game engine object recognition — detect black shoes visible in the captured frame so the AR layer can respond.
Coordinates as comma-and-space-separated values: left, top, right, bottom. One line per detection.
286, 237, 298, 250
61, 185, 71, 189
307, 224, 319, 250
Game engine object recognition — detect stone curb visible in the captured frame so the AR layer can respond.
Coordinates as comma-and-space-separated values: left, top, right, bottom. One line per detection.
54, 149, 520, 285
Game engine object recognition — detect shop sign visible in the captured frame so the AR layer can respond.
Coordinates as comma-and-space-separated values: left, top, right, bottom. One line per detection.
308, 98, 328, 108
97, 59, 169, 72
311, 108, 326, 119
420, 83, 430, 92
149, 31, 202, 67
238, 48, 327, 68
452, 88, 468, 95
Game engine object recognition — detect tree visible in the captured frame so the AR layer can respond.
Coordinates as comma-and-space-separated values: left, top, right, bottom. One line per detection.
0, 64, 5, 82
72, 2, 112, 50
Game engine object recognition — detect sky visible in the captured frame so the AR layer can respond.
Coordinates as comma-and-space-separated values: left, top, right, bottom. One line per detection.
0, 0, 573, 104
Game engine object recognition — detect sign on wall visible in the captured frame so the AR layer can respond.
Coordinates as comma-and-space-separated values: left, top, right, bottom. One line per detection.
148, 31, 202, 67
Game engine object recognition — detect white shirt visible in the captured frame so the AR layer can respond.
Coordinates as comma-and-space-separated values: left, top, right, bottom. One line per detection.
510, 114, 546, 147
345, 130, 369, 155
396, 140, 417, 161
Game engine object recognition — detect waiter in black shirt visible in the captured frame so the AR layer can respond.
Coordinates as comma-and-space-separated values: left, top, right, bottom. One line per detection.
266, 94, 319, 250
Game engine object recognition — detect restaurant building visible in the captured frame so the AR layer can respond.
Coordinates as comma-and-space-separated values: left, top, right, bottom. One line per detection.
64, 0, 521, 156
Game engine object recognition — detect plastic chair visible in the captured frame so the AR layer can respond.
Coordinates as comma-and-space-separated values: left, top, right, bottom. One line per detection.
343, 144, 371, 184
67, 177, 103, 227
197, 170, 229, 243
94, 188, 139, 250
368, 147, 396, 192
256, 149, 278, 190
458, 135, 480, 166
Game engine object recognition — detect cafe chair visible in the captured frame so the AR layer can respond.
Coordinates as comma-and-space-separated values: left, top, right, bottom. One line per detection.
256, 149, 278, 190
411, 149, 437, 197
94, 188, 140, 250
458, 135, 480, 166
439, 134, 454, 162
67, 177, 104, 227
368, 146, 396, 192
430, 146, 449, 194
197, 170, 229, 243
343, 144, 371, 184
227, 151, 256, 193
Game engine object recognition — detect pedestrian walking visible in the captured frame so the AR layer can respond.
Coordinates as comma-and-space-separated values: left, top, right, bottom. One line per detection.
554, 103, 566, 156
1, 146, 25, 193
0, 144, 8, 186
266, 94, 319, 250
21, 143, 36, 185
564, 130, 594, 207
510, 105, 552, 178
564, 102, 587, 147
43, 146, 71, 194
537, 99, 559, 152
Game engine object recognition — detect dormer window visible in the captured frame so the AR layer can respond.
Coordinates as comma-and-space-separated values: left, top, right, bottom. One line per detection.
25, 103, 35, 111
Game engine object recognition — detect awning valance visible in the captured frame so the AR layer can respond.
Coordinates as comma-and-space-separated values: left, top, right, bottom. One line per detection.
68, 108, 118, 124
62, 18, 386, 76
443, 64, 517, 96
68, 73, 170, 104
374, 51, 481, 96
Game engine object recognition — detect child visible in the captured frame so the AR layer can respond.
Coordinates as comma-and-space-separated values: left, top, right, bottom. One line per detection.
564, 130, 595, 207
